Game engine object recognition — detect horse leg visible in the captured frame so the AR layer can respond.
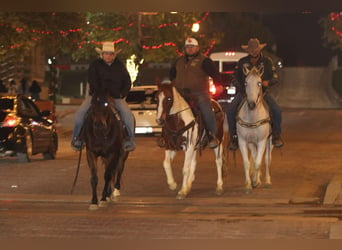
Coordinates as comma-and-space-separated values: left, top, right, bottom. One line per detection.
185, 147, 198, 195
214, 144, 224, 195
239, 141, 252, 194
177, 147, 196, 199
110, 154, 127, 202
163, 150, 177, 191
252, 142, 267, 188
264, 137, 273, 187
87, 152, 99, 210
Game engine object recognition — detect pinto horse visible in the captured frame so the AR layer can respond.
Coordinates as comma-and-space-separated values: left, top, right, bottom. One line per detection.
156, 81, 226, 199
81, 92, 129, 210
236, 66, 273, 193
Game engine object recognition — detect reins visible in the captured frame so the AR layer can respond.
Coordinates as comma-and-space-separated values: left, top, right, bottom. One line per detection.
70, 145, 82, 194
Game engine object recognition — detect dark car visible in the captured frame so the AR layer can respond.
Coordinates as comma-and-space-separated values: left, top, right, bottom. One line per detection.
0, 94, 58, 162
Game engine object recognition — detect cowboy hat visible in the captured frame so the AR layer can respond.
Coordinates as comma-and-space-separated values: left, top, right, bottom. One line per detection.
241, 38, 267, 52
95, 41, 121, 54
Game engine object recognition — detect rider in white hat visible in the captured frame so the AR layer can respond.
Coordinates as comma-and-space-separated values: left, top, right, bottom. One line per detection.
71, 41, 136, 152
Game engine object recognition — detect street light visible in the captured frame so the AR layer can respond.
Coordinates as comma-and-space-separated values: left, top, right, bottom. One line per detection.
192, 23, 200, 32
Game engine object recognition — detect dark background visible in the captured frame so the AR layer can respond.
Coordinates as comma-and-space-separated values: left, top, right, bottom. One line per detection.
262, 12, 339, 67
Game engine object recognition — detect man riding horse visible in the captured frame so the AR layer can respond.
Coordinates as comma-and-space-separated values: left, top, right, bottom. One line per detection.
71, 41, 136, 152
227, 38, 284, 150
158, 37, 223, 149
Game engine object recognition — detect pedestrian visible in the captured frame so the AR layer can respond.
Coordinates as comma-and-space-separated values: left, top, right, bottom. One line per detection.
227, 38, 284, 151
71, 41, 136, 152
0, 79, 8, 93
18, 77, 29, 95
165, 37, 223, 149
8, 79, 17, 94
29, 80, 42, 100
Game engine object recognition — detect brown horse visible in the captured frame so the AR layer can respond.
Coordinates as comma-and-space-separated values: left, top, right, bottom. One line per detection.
156, 81, 226, 199
81, 92, 129, 210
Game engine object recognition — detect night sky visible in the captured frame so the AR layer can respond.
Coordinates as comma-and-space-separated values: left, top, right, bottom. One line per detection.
262, 12, 337, 67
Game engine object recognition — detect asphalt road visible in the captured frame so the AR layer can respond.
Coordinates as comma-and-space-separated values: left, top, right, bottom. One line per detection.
0, 108, 342, 239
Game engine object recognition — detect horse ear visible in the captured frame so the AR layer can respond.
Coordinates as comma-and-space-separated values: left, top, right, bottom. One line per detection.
242, 64, 250, 75
156, 77, 161, 87
256, 65, 264, 76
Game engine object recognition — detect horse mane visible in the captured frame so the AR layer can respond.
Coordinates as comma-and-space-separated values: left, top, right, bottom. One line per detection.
82, 92, 124, 156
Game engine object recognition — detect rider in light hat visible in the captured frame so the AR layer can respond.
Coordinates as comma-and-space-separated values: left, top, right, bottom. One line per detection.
227, 38, 284, 150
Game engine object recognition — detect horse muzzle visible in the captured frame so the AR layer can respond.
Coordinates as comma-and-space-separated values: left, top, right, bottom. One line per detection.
247, 101, 256, 110
156, 118, 165, 126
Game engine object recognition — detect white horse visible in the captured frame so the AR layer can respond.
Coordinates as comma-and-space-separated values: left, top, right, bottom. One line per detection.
156, 81, 225, 199
236, 66, 273, 193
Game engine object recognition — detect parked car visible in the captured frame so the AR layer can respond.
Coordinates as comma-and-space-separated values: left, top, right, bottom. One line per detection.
0, 94, 58, 162
126, 85, 162, 135
209, 51, 248, 110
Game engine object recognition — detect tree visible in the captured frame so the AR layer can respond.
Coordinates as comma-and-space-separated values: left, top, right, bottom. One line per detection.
320, 12, 342, 52
71, 12, 223, 63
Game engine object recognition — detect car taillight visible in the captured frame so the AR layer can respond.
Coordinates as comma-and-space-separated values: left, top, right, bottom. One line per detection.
209, 84, 217, 96
3, 116, 18, 127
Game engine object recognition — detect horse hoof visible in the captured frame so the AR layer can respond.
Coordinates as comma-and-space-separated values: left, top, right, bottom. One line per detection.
110, 195, 119, 202
245, 188, 252, 194
252, 183, 260, 189
176, 193, 186, 199
169, 183, 178, 191
88, 204, 99, 211
264, 183, 272, 188
99, 200, 108, 207
215, 187, 224, 196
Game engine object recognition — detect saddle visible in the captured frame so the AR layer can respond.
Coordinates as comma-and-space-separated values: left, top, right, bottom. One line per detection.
162, 91, 223, 152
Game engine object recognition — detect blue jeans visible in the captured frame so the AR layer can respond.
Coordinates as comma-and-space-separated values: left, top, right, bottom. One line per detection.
226, 92, 282, 136
72, 95, 135, 141
192, 92, 217, 136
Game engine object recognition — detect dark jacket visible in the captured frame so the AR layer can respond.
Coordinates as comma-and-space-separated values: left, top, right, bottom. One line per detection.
170, 52, 222, 93
234, 53, 279, 93
29, 81, 41, 93
87, 57, 132, 98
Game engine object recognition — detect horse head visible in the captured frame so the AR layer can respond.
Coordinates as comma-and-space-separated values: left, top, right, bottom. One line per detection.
244, 66, 264, 110
156, 80, 175, 126
89, 92, 116, 138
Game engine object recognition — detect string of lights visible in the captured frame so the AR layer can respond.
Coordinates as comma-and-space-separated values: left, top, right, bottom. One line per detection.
330, 12, 342, 37
1, 12, 213, 54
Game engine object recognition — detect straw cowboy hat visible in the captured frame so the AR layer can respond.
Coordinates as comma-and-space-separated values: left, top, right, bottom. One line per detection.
241, 38, 267, 52
95, 41, 121, 54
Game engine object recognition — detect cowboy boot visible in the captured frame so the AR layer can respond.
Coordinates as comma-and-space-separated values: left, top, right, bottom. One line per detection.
228, 134, 239, 151
272, 133, 284, 148
208, 134, 219, 149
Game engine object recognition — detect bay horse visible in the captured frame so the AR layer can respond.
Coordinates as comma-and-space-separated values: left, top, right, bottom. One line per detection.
236, 66, 273, 194
156, 81, 225, 199
81, 92, 129, 210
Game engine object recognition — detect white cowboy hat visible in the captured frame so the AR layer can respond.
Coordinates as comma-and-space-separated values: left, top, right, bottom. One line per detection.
95, 41, 121, 54
241, 38, 267, 52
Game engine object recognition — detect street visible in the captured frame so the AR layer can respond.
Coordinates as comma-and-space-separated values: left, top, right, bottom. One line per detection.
0, 108, 342, 239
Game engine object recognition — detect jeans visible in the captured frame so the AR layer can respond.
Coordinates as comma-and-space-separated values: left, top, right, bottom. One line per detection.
72, 95, 135, 142
192, 92, 217, 136
226, 92, 282, 136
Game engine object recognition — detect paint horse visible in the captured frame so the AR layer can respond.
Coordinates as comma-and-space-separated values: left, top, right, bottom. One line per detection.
156, 81, 225, 199
236, 66, 273, 193
81, 92, 129, 210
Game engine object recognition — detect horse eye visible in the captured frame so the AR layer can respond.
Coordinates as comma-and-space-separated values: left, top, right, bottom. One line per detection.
258, 82, 262, 86
104, 102, 108, 106
244, 82, 247, 86
167, 97, 172, 101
